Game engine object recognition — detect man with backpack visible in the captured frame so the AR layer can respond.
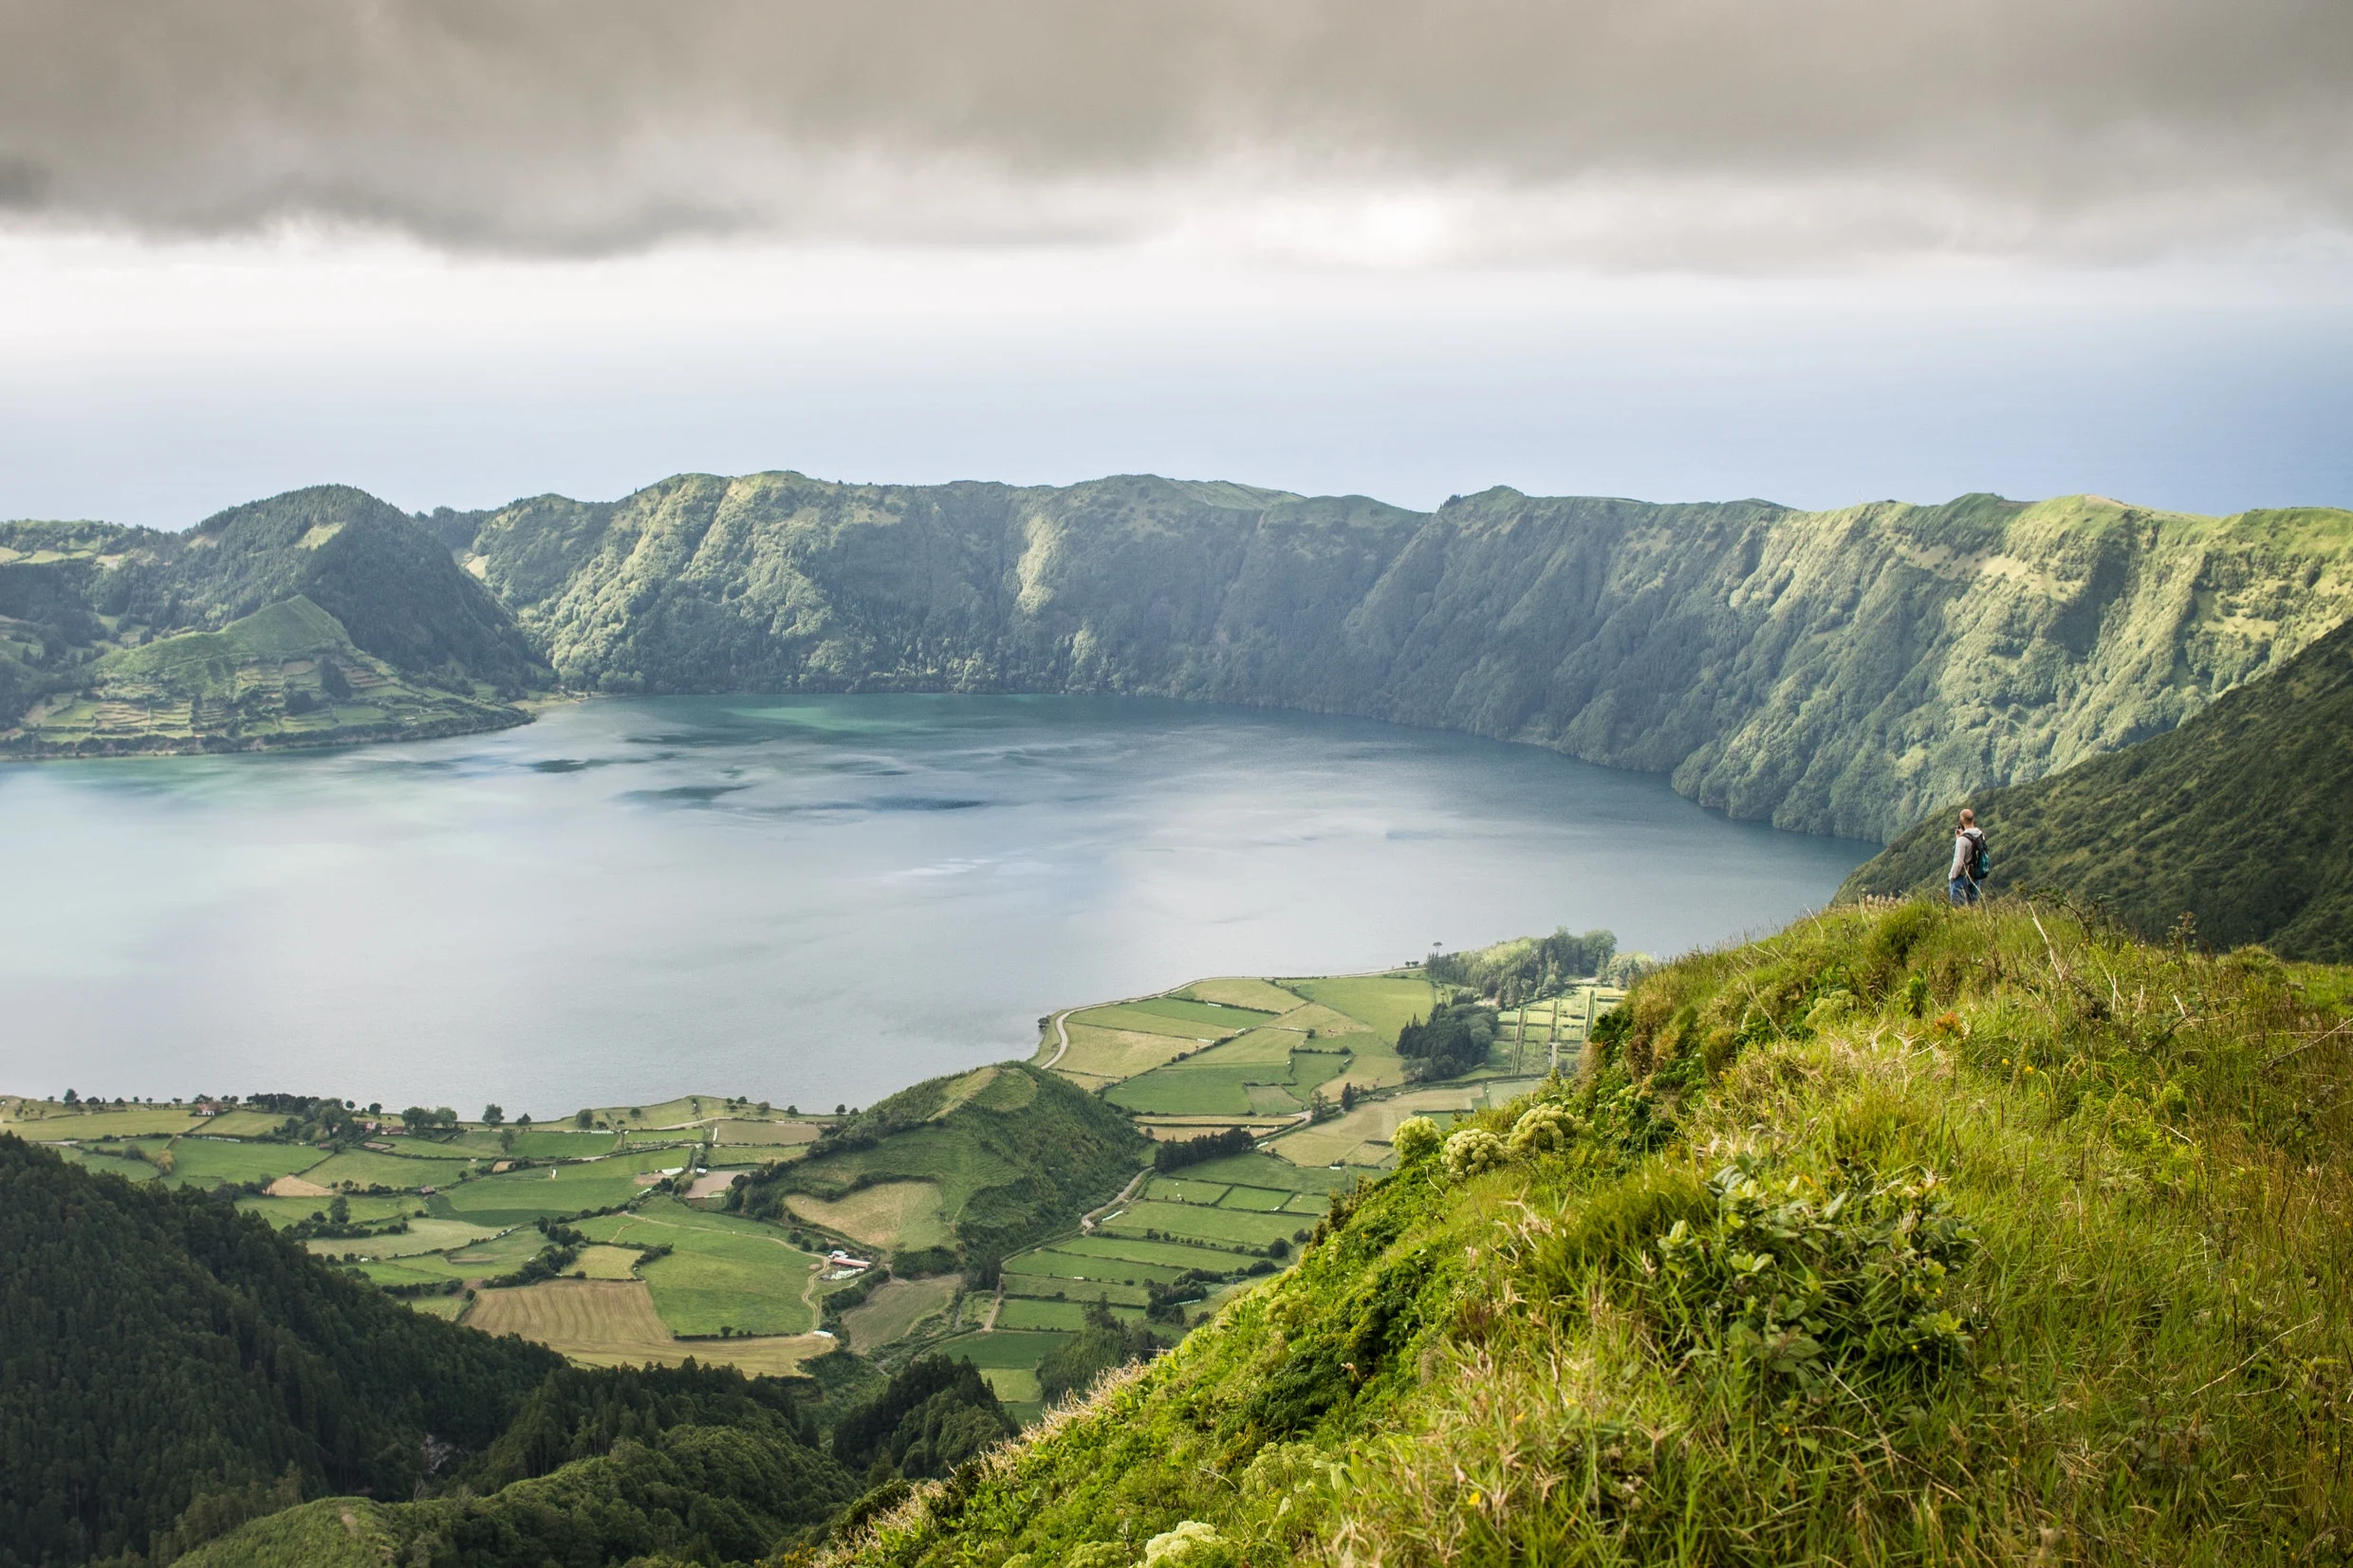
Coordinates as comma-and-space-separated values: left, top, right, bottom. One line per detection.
1949, 807, 1989, 906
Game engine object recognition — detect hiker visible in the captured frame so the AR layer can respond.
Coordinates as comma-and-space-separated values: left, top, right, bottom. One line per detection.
1949, 808, 1989, 906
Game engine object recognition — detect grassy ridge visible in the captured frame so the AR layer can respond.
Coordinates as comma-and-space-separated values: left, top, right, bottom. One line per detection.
831, 900, 2353, 1565
1843, 617, 2353, 960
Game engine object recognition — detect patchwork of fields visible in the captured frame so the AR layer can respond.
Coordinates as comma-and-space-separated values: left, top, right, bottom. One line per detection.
3, 963, 1623, 1427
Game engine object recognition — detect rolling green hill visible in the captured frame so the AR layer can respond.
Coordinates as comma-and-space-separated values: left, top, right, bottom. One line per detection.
1841, 617, 2353, 959
0, 487, 549, 749
821, 902, 2353, 1565
0, 595, 528, 756
736, 1064, 1149, 1276
440, 475, 2353, 838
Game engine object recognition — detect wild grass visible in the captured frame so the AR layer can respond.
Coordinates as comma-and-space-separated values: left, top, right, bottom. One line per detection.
832, 899, 2353, 1567
783, 1179, 952, 1251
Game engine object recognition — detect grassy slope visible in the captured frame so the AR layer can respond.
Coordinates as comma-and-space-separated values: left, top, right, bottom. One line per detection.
832, 900, 2353, 1566
1843, 617, 2353, 960
451, 475, 2353, 838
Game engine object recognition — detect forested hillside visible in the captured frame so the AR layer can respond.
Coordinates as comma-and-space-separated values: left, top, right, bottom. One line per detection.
1843, 617, 2353, 959
0, 1134, 561, 1565
440, 474, 2353, 838
825, 902, 2353, 1565
0, 487, 547, 751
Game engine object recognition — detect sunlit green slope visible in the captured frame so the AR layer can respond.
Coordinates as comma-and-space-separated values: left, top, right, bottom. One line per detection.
830, 902, 2353, 1565
1843, 616, 2353, 959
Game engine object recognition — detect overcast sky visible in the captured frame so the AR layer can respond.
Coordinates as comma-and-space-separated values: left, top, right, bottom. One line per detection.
3, 0, 2349, 526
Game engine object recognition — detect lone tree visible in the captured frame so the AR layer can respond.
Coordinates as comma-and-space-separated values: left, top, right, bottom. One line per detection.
481, 1104, 505, 1126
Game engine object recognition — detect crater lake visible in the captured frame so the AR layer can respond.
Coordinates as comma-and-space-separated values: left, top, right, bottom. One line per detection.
0, 695, 1872, 1113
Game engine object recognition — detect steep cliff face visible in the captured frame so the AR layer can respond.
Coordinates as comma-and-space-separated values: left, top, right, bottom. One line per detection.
447, 473, 2353, 839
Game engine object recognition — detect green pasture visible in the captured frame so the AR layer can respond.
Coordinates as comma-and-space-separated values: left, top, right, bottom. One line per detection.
1000, 1275, 1154, 1308
1173, 977, 1306, 1012
1285, 974, 1438, 1039
368, 1136, 479, 1161
1142, 1177, 1230, 1205
303, 1150, 478, 1191
435, 1153, 679, 1225
1246, 1084, 1305, 1115
1216, 1185, 1289, 1212
571, 1197, 822, 1334
195, 1110, 293, 1138
493, 1129, 622, 1159
1066, 1004, 1229, 1041
236, 1193, 423, 1229
996, 1298, 1145, 1331
157, 1137, 329, 1188
1102, 1200, 1305, 1250
1006, 1247, 1193, 1285
1121, 996, 1277, 1030
52, 1146, 158, 1181
1047, 1024, 1195, 1081
353, 1227, 544, 1284
6, 1107, 199, 1139
639, 1245, 813, 1337
346, 1217, 501, 1258
712, 1118, 821, 1147
929, 1329, 1073, 1370
1054, 1232, 1255, 1271
1182, 1027, 1304, 1067
1175, 1152, 1356, 1194
1282, 1190, 1331, 1214
1105, 1067, 1258, 1116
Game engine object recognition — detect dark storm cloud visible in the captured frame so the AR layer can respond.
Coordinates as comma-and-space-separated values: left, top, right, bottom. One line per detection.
1, 0, 2347, 259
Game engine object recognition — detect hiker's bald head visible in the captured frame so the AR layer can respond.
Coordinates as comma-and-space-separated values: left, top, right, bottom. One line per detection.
1959, 808, 1977, 826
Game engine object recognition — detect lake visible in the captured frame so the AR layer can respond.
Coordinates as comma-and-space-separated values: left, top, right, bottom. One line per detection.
0, 695, 1871, 1115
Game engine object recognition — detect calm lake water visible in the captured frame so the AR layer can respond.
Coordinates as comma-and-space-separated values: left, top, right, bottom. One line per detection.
0, 695, 1870, 1115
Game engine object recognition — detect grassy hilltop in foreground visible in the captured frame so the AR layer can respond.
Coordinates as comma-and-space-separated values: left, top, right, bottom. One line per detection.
832, 900, 2353, 1567
1843, 616, 2353, 960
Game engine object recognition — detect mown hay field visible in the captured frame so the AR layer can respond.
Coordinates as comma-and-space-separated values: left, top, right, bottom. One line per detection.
1174, 976, 1307, 1012
1065, 1003, 1228, 1041
1050, 1024, 1195, 1080
839, 1275, 960, 1352
784, 1178, 952, 1251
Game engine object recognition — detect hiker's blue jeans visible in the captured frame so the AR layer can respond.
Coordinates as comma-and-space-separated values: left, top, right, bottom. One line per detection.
1949, 876, 1981, 907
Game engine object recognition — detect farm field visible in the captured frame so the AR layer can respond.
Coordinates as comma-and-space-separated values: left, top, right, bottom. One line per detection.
1047, 1024, 1196, 1081
434, 1150, 690, 1225
1, 1106, 199, 1139
461, 1279, 830, 1374
302, 1150, 477, 1191
1100, 1199, 1306, 1250
156, 1137, 330, 1188
572, 1199, 822, 1337
314, 1217, 498, 1258
51, 1146, 158, 1180
1173, 976, 1306, 1012
237, 1192, 423, 1228
1261, 1085, 1481, 1167
572, 1245, 645, 1280
838, 1275, 960, 1353
995, 1298, 1145, 1331
1064, 1003, 1231, 1041
712, 1118, 822, 1147
1283, 974, 1439, 1038
782, 1178, 950, 1252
